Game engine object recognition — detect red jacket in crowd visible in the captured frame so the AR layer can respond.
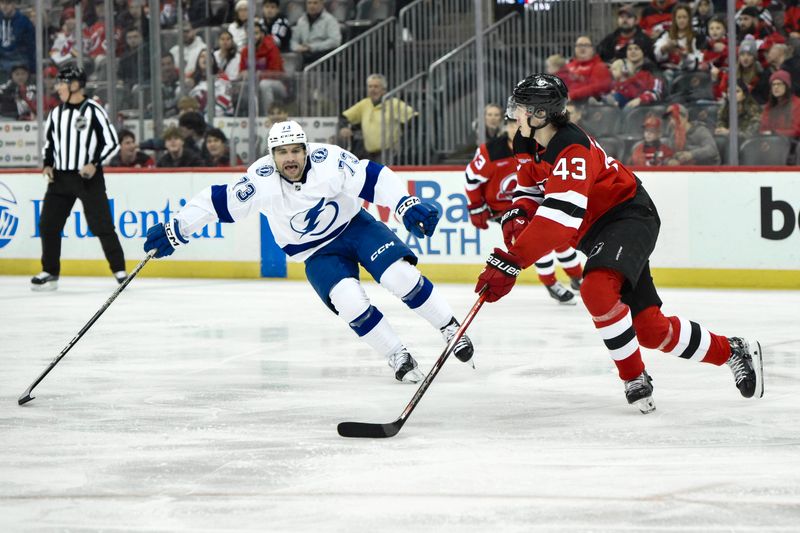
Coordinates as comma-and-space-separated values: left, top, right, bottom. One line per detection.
760, 95, 800, 138
612, 68, 664, 105
640, 0, 677, 38
629, 141, 674, 166
239, 36, 284, 76
701, 37, 728, 69
560, 56, 613, 101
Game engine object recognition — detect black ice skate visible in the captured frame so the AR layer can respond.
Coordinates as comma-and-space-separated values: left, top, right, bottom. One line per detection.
30, 272, 59, 292
625, 371, 655, 414
388, 348, 423, 384
726, 337, 764, 399
569, 277, 582, 291
440, 317, 475, 365
545, 282, 576, 305
114, 270, 128, 285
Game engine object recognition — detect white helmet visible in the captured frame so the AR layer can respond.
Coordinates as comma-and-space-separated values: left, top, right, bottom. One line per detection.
267, 120, 307, 154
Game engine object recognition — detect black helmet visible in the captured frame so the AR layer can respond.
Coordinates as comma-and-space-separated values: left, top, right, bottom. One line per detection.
57, 65, 87, 88
507, 73, 568, 120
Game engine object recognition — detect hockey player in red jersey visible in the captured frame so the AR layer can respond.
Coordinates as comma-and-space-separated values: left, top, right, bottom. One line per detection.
466, 115, 583, 304
475, 74, 764, 413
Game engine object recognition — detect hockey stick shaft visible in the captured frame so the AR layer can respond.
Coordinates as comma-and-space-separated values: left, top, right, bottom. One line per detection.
18, 250, 156, 405
338, 289, 488, 438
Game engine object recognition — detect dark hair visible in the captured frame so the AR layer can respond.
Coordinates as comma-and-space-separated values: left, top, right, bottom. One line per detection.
179, 111, 207, 136
217, 30, 237, 62
118, 128, 136, 142
551, 110, 572, 128
191, 50, 219, 84
263, 0, 280, 5
709, 14, 727, 30
205, 127, 228, 143
667, 4, 696, 53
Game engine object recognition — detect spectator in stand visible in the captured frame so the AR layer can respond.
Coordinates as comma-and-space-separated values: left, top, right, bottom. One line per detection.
113, 0, 136, 33
157, 126, 206, 167
0, 63, 35, 120
339, 73, 417, 162
159, 51, 181, 117
736, 6, 784, 58
266, 102, 289, 128
473, 103, 504, 143
597, 4, 655, 63
629, 115, 675, 166
699, 15, 728, 71
0, 0, 35, 79
566, 100, 587, 129
712, 37, 769, 103
170, 22, 206, 76
82, 1, 118, 79
118, 27, 151, 86
187, 50, 234, 116
178, 111, 208, 154
239, 21, 286, 114
41, 66, 60, 116
262, 0, 292, 52
692, 0, 714, 37
227, 0, 248, 49
763, 44, 790, 86
654, 4, 705, 81
49, 8, 79, 68
290, 0, 342, 66
715, 79, 762, 138
545, 54, 566, 76
606, 37, 665, 109
177, 95, 201, 114
735, 0, 773, 31
759, 70, 800, 138
781, 39, 800, 96
785, 2, 800, 39
560, 35, 613, 103
109, 129, 155, 168
640, 0, 678, 39
214, 29, 240, 81
204, 127, 240, 167
664, 103, 721, 165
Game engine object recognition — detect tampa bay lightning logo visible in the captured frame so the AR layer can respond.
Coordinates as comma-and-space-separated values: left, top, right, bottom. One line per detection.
255, 164, 274, 177
310, 148, 328, 163
290, 198, 339, 237
0, 181, 20, 249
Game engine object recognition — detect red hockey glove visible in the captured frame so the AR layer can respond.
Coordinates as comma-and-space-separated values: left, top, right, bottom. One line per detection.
500, 206, 529, 248
475, 248, 523, 303
468, 202, 491, 229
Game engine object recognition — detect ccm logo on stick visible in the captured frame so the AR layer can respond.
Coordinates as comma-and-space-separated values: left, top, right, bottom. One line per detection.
761, 187, 800, 240
371, 241, 395, 261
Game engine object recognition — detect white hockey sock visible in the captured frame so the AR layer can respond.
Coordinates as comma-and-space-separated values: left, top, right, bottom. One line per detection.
534, 251, 556, 276
330, 277, 404, 358
380, 259, 453, 329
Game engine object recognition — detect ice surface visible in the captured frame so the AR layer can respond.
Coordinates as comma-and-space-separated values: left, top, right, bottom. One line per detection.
1, 276, 799, 531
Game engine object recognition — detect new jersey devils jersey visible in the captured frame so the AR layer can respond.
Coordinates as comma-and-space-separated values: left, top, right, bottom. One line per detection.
464, 134, 518, 214
509, 123, 638, 267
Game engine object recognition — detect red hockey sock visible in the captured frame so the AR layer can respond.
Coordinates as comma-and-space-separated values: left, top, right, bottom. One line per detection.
582, 269, 644, 381
538, 273, 557, 286
563, 264, 583, 279
632, 307, 731, 366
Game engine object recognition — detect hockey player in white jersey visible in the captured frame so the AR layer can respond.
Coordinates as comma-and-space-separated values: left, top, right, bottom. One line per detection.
143, 121, 474, 383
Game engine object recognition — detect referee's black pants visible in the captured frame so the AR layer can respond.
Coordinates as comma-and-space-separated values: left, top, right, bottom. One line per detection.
39, 169, 126, 275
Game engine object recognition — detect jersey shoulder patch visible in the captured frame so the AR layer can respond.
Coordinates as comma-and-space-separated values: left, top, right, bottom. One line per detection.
310, 147, 329, 163
255, 163, 275, 177
543, 123, 591, 163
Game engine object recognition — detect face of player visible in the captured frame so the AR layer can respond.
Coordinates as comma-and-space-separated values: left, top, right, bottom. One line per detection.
120, 136, 137, 159
674, 9, 690, 31
274, 144, 307, 181
485, 106, 503, 129
574, 37, 594, 61
513, 104, 547, 128
771, 80, 787, 98
707, 21, 725, 40
206, 136, 225, 157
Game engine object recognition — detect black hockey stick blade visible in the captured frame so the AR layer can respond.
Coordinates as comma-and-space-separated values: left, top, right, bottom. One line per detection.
337, 420, 403, 439
18, 250, 156, 406
337, 289, 487, 438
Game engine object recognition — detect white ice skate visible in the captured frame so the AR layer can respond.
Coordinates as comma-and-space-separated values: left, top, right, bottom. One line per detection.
545, 281, 577, 305
388, 348, 424, 384
30, 272, 58, 292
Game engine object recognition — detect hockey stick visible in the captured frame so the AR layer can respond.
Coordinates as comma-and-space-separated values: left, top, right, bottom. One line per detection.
337, 288, 488, 438
18, 250, 157, 406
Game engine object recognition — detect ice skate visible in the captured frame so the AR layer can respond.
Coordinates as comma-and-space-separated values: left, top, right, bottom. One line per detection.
625, 370, 655, 414
569, 276, 582, 291
30, 272, 58, 292
726, 337, 764, 399
114, 271, 128, 285
440, 317, 475, 365
388, 348, 424, 384
545, 281, 576, 305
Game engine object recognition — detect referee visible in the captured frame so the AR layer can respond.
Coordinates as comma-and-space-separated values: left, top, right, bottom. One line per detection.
31, 66, 127, 291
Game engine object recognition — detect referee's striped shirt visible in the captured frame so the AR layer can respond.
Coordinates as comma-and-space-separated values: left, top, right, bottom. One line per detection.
42, 98, 120, 171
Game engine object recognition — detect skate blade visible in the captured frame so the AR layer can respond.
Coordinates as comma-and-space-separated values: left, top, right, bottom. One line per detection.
632, 397, 656, 414
31, 282, 58, 292
558, 298, 578, 306
399, 367, 424, 384
751, 339, 764, 399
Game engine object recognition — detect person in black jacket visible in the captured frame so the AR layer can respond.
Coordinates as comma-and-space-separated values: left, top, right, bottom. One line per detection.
156, 126, 207, 167
32, 66, 127, 291
596, 4, 655, 63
